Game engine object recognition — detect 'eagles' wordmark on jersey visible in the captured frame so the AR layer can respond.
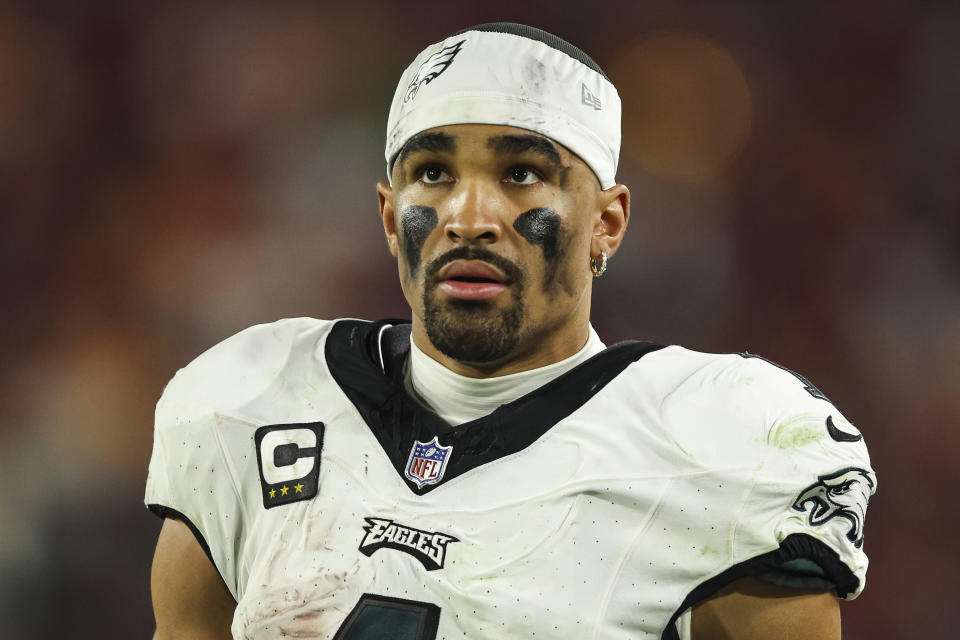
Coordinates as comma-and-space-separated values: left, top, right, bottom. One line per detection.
145, 318, 876, 640
359, 518, 458, 571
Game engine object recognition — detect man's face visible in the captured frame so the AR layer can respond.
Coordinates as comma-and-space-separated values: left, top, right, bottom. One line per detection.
378, 124, 626, 374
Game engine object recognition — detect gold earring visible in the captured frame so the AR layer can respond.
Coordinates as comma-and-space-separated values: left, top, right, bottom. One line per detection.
590, 251, 608, 277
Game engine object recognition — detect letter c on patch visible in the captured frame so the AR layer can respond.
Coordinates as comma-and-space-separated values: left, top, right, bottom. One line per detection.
254, 422, 325, 509
259, 428, 317, 484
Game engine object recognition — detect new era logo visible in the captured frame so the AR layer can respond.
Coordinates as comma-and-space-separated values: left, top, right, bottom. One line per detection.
581, 83, 602, 110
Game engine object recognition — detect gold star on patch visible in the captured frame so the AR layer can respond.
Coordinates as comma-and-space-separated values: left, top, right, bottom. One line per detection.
294, 482, 304, 493
268, 488, 277, 499
280, 485, 289, 496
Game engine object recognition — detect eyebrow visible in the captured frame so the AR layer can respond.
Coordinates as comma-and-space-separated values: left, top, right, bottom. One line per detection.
487, 134, 563, 168
394, 132, 456, 170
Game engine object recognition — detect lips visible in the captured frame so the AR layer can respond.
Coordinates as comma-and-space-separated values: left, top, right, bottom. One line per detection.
436, 260, 509, 301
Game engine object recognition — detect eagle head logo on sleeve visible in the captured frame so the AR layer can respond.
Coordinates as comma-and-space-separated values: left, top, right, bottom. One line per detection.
404, 39, 466, 103
793, 467, 875, 548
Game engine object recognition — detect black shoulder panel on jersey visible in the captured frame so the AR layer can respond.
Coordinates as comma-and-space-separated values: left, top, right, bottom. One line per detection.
660, 533, 859, 640
325, 319, 665, 495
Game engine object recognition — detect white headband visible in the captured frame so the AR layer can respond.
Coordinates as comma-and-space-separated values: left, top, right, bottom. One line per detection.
385, 26, 621, 189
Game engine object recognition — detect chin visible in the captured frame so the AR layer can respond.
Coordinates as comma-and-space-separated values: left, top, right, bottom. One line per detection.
423, 296, 525, 364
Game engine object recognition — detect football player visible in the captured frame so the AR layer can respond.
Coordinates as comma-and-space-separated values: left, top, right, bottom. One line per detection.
148, 23, 875, 640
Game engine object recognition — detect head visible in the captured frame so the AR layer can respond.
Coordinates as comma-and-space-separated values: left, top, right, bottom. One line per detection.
377, 23, 630, 376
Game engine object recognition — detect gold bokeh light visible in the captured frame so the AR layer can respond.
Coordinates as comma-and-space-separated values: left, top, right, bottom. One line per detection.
613, 31, 753, 183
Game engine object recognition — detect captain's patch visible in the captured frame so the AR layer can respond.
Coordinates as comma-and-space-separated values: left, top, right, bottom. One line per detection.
793, 467, 874, 548
254, 422, 324, 509
404, 437, 452, 488
359, 518, 458, 571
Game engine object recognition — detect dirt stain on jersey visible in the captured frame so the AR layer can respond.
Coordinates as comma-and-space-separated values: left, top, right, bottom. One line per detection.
278, 608, 340, 638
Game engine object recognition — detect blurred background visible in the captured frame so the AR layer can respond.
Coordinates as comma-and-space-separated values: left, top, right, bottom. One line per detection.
0, 0, 956, 637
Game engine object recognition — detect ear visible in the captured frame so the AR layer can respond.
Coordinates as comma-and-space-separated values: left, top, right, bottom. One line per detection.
592, 183, 630, 259
376, 181, 399, 257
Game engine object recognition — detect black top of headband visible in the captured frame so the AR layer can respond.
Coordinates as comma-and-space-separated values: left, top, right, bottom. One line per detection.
449, 22, 609, 81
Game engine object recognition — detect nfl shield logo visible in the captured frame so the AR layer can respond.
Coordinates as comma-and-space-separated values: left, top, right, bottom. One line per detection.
404, 437, 453, 488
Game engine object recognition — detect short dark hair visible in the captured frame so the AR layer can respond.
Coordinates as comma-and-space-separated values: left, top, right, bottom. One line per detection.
448, 22, 608, 80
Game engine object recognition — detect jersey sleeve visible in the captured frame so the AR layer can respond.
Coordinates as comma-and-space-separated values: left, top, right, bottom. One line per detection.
145, 397, 246, 598
732, 354, 877, 599
144, 318, 323, 599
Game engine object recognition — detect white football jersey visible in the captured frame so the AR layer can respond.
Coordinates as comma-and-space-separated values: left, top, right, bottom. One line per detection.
145, 318, 875, 640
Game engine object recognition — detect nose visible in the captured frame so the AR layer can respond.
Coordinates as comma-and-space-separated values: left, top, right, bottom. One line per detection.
443, 178, 505, 246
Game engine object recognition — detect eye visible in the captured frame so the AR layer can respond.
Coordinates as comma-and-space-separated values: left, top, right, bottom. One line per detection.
419, 165, 451, 184
828, 481, 853, 496
506, 166, 541, 185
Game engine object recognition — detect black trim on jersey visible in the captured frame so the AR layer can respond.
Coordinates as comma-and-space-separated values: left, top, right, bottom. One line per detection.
333, 593, 440, 640
739, 352, 829, 402
325, 319, 665, 495
826, 415, 863, 442
147, 504, 234, 598
754, 567, 835, 592
661, 533, 859, 640
448, 23, 609, 80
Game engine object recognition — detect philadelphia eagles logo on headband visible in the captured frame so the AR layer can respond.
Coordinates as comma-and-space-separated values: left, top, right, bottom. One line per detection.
404, 39, 466, 103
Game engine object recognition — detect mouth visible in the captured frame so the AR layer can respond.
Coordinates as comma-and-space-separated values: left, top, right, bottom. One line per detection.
436, 260, 510, 301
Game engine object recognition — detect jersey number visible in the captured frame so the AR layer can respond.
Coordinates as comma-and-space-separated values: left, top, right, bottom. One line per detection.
332, 593, 440, 640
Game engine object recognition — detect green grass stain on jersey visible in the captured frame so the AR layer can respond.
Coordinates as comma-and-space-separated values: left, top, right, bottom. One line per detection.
770, 413, 827, 449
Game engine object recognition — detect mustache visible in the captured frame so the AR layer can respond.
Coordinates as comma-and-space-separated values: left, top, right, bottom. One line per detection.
425, 246, 524, 284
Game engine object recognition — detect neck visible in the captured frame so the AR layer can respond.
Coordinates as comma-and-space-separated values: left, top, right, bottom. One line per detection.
406, 324, 607, 424
411, 314, 593, 379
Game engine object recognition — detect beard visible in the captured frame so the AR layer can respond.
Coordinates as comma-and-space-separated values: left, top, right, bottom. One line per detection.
424, 297, 525, 364
421, 247, 527, 364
